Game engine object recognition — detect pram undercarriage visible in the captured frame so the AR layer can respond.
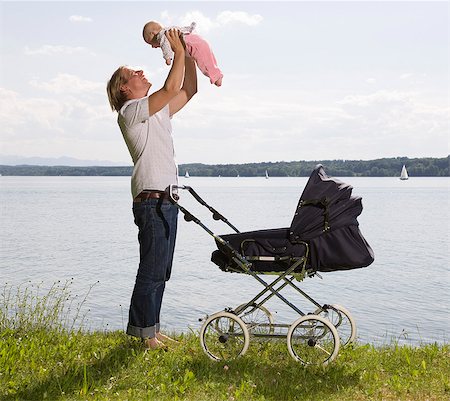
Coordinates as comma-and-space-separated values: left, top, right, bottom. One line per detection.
168, 165, 374, 366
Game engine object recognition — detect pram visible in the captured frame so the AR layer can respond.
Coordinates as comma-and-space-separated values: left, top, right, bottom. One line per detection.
168, 164, 374, 366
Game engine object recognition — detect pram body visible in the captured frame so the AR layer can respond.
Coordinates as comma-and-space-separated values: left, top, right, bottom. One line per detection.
169, 165, 374, 366
212, 165, 373, 274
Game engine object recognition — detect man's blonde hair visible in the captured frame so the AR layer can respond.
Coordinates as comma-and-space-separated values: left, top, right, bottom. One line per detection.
106, 66, 128, 112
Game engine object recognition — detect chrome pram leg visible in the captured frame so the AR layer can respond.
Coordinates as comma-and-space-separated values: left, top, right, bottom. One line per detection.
234, 257, 308, 317
282, 276, 357, 346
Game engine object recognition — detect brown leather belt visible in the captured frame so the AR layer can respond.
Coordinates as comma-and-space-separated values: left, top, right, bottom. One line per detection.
134, 191, 167, 202
133, 191, 178, 203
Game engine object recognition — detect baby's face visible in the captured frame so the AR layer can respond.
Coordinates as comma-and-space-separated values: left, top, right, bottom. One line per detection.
143, 31, 160, 48
147, 33, 160, 48
143, 22, 162, 47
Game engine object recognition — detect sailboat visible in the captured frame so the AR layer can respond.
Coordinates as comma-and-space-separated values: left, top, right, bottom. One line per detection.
400, 165, 409, 180
265, 170, 269, 179
185, 170, 190, 178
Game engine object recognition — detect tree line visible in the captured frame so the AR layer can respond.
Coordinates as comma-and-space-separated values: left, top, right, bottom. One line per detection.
0, 156, 448, 177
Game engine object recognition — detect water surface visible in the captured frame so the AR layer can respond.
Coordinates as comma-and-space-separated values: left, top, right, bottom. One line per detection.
1, 176, 448, 345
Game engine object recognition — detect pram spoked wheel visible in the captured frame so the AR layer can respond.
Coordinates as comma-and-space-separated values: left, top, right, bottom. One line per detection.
315, 304, 356, 346
287, 315, 340, 366
200, 311, 250, 361
235, 303, 274, 335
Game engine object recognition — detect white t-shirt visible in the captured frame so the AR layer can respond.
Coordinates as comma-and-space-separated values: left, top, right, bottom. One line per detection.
118, 96, 178, 199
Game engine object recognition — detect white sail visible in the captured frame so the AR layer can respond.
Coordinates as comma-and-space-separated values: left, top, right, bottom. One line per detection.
400, 165, 409, 180
265, 170, 269, 179
185, 170, 190, 178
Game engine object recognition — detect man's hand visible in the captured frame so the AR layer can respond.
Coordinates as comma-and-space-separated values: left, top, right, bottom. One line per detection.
165, 28, 184, 55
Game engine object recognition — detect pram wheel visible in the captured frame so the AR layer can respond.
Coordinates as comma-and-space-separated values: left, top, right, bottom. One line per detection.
315, 304, 356, 346
287, 315, 340, 366
200, 311, 250, 361
235, 303, 274, 335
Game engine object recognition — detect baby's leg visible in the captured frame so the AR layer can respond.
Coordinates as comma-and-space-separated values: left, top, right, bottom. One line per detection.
185, 34, 223, 86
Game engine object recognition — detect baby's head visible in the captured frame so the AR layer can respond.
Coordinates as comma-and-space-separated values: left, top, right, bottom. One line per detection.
143, 21, 163, 47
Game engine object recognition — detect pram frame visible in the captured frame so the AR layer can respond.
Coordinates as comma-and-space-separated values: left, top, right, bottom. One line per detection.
169, 185, 317, 314
169, 184, 353, 364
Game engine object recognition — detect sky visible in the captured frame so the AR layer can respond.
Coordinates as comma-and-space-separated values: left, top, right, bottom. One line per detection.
0, 1, 448, 165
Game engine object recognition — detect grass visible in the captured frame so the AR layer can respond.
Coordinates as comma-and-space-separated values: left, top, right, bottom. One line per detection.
1, 283, 449, 401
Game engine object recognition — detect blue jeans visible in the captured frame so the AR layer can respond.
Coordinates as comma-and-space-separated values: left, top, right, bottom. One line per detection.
126, 198, 178, 339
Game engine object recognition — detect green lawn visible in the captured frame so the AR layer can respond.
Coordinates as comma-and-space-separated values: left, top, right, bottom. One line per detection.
1, 282, 449, 400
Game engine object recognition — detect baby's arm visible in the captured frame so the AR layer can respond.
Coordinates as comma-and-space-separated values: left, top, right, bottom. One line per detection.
158, 31, 174, 65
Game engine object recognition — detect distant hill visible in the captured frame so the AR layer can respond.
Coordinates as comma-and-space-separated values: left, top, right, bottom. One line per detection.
179, 156, 449, 177
0, 154, 130, 167
1, 156, 448, 177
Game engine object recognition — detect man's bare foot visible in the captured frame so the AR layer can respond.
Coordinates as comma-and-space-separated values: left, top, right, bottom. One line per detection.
143, 337, 167, 350
156, 332, 179, 344
214, 77, 222, 87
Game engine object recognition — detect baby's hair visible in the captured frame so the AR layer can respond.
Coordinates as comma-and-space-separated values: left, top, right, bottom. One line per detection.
143, 21, 162, 43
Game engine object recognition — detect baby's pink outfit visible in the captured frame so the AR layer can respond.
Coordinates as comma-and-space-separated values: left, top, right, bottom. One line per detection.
184, 33, 222, 84
156, 23, 222, 84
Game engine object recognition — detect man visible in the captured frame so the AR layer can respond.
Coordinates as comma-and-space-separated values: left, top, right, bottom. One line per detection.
106, 29, 197, 349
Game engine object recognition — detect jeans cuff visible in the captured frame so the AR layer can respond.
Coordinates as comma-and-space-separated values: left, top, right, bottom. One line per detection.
126, 324, 156, 339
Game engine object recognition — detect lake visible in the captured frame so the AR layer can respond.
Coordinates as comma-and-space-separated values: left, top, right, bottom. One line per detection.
1, 175, 449, 345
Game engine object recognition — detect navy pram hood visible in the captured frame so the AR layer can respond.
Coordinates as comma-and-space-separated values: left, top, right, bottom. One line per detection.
212, 164, 374, 273
289, 164, 374, 271
289, 165, 361, 241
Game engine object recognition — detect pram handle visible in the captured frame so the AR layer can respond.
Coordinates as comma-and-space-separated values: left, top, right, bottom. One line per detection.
167, 184, 251, 269
167, 185, 240, 233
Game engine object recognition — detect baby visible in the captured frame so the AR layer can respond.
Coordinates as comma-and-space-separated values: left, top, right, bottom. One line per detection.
143, 21, 223, 86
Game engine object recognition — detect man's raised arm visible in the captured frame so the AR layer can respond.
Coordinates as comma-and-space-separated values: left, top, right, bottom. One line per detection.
148, 29, 185, 116
169, 55, 198, 116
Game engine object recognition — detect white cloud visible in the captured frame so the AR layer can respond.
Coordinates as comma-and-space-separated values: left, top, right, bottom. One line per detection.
335, 90, 449, 148
216, 11, 263, 26
29, 74, 104, 95
0, 88, 23, 134
0, 86, 113, 142
179, 11, 217, 33
338, 90, 415, 108
160, 10, 173, 25
172, 84, 449, 163
366, 78, 376, 84
400, 73, 414, 80
162, 10, 263, 34
24, 45, 95, 56
0, 87, 66, 135
69, 15, 93, 23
